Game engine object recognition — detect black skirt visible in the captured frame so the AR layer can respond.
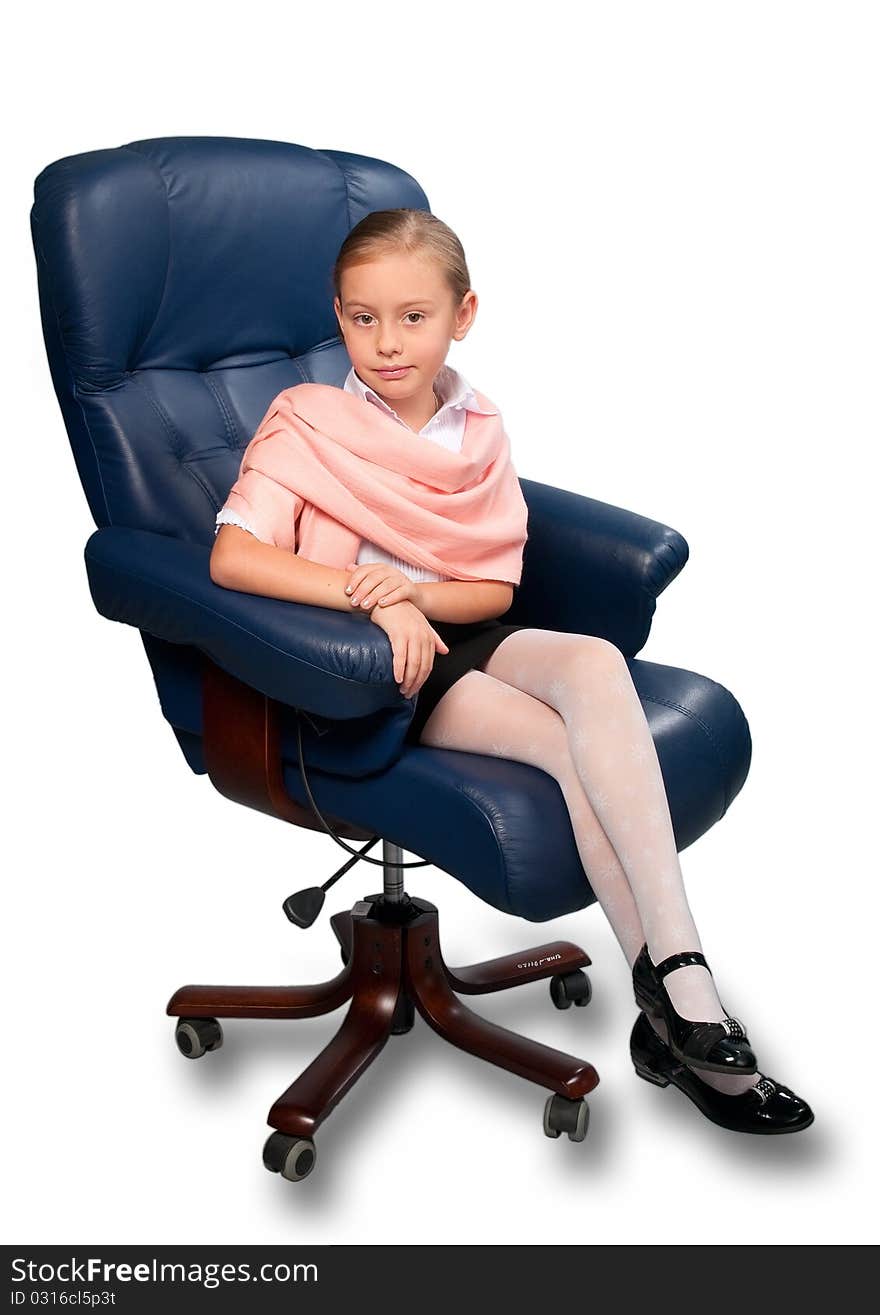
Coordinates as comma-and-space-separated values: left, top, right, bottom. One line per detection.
404, 617, 530, 745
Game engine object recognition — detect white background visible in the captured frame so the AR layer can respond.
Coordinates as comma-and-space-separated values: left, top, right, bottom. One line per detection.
4, 0, 877, 1247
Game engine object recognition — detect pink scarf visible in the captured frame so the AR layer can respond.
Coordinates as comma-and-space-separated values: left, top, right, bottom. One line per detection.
220, 383, 529, 584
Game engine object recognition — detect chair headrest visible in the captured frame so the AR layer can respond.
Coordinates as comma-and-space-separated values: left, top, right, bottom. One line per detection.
31, 136, 430, 542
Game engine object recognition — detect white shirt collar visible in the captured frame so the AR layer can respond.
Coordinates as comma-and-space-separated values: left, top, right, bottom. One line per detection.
343, 362, 496, 427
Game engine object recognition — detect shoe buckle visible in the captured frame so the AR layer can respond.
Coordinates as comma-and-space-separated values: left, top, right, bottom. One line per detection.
722, 1015, 747, 1040
752, 1076, 776, 1104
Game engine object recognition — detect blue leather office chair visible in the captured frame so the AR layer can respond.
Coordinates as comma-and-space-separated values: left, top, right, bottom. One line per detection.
31, 136, 751, 1183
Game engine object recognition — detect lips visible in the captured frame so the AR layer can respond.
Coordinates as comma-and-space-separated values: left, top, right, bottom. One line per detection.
376, 366, 410, 377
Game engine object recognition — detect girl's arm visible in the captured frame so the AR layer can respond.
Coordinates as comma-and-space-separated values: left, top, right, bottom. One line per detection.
414, 580, 514, 625
210, 524, 355, 613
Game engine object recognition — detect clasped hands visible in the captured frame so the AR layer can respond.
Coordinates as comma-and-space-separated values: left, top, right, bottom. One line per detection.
343, 561, 420, 612
344, 561, 449, 699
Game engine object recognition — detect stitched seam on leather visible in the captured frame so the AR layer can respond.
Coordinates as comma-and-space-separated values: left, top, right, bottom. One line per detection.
285, 342, 340, 386
117, 145, 173, 361
202, 372, 241, 449
88, 550, 395, 692
639, 691, 732, 813
127, 372, 221, 517
451, 782, 516, 915
69, 380, 112, 525
129, 371, 186, 463
32, 220, 113, 525
310, 149, 354, 230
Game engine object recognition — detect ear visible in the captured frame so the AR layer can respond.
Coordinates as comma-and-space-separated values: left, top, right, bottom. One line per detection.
454, 289, 478, 339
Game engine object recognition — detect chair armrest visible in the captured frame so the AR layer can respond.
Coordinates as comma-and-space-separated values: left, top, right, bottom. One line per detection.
84, 527, 407, 722
513, 478, 690, 652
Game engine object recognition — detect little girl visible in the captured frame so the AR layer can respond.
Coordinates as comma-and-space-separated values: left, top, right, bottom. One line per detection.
213, 208, 813, 1136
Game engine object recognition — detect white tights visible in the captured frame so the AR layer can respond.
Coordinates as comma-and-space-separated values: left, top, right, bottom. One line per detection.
418, 628, 762, 1096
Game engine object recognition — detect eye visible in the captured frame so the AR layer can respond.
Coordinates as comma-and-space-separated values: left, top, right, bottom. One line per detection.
351, 311, 424, 326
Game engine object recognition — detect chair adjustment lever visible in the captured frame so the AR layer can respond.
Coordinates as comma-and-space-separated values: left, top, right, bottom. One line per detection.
282, 836, 382, 928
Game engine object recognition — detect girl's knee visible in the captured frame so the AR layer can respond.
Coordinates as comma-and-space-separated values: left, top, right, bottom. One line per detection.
562, 635, 626, 683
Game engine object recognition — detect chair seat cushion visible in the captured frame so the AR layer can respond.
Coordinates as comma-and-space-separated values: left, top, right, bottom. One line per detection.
278, 655, 752, 921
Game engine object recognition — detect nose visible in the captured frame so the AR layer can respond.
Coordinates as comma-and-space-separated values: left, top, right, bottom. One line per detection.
376, 322, 403, 358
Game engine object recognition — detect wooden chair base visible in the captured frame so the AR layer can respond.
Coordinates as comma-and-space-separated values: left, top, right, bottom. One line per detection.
167, 894, 600, 1158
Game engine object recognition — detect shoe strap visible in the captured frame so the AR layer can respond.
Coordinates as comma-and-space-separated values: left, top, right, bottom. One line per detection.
652, 949, 710, 982
752, 1076, 776, 1104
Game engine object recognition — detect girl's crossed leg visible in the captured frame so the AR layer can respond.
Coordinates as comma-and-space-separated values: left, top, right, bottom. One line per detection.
418, 628, 761, 1096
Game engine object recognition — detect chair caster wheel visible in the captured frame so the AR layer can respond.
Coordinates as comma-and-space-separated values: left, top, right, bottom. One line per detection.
263, 1132, 317, 1182
550, 970, 592, 1010
543, 1093, 590, 1142
175, 1018, 223, 1058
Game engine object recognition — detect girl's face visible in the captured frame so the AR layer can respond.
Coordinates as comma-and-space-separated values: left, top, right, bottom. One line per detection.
334, 250, 477, 419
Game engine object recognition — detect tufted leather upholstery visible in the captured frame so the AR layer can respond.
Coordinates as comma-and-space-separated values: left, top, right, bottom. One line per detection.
31, 137, 428, 539
31, 137, 752, 920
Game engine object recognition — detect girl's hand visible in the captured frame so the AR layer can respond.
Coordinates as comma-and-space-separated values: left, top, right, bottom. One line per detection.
344, 562, 421, 612
369, 600, 449, 698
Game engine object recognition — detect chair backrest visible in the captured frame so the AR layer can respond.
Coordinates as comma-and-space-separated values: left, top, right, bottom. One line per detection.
31, 136, 430, 544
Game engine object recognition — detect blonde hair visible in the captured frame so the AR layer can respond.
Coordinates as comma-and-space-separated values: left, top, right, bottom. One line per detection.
332, 208, 471, 310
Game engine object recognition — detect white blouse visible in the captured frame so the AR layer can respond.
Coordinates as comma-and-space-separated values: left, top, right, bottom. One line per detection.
215, 362, 495, 584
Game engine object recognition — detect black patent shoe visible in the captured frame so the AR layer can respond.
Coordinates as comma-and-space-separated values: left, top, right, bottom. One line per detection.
630, 1011, 814, 1134
632, 942, 758, 1075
